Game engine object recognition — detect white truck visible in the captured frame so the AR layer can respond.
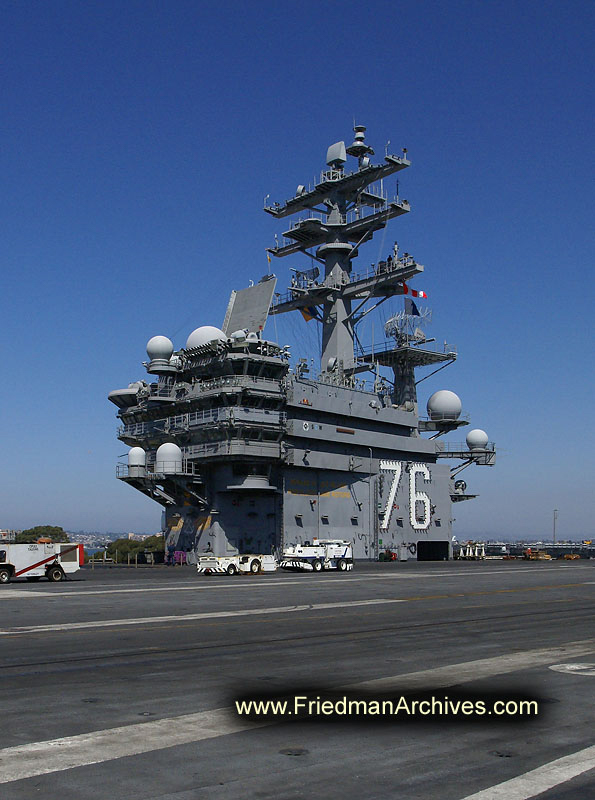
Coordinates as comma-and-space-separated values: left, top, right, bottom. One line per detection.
0, 542, 84, 584
196, 553, 278, 576
279, 539, 353, 572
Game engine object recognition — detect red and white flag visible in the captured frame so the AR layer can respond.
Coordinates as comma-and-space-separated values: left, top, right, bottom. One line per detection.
402, 282, 427, 298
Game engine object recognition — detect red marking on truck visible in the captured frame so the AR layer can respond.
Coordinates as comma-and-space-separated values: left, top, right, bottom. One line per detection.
14, 545, 79, 577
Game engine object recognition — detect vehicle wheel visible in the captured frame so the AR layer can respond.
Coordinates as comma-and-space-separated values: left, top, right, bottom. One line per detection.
226, 563, 238, 576
26, 576, 41, 582
0, 568, 11, 584
336, 558, 347, 571
250, 559, 261, 574
46, 565, 64, 583
311, 559, 322, 572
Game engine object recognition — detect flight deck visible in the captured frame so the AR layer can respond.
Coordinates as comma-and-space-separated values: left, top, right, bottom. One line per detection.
0, 560, 593, 799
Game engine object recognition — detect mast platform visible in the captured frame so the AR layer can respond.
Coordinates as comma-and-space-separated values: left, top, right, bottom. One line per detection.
355, 342, 456, 370
270, 259, 423, 316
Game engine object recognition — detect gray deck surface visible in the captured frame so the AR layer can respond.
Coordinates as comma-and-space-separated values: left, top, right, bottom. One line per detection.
0, 560, 593, 799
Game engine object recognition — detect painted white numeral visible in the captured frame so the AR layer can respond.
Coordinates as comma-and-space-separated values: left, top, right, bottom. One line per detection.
380, 461, 433, 531
379, 460, 402, 531
409, 464, 431, 530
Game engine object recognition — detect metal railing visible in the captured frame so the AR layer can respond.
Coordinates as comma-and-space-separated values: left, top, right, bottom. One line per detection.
149, 384, 181, 399
139, 375, 284, 404
194, 375, 283, 394
287, 374, 388, 396
435, 441, 496, 453
284, 206, 386, 236
319, 167, 347, 183
278, 200, 409, 249
272, 258, 421, 308
116, 460, 203, 478
184, 441, 282, 459
357, 340, 457, 358
418, 413, 471, 423
119, 408, 286, 439
117, 437, 283, 477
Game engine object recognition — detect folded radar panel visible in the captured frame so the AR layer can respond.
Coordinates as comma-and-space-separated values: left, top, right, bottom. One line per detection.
222, 275, 277, 336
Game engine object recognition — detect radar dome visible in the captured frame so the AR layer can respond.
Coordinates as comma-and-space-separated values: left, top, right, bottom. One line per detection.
155, 443, 183, 474
146, 335, 173, 360
466, 429, 489, 450
128, 447, 146, 477
128, 447, 146, 467
427, 390, 462, 421
185, 326, 226, 350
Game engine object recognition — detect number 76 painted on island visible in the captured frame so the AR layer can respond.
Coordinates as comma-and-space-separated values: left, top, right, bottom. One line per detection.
380, 460, 431, 532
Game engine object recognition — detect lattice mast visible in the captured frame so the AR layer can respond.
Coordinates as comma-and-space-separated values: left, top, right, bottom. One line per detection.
265, 126, 417, 378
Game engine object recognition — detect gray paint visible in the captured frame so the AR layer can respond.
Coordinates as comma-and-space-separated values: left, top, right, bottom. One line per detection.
110, 125, 495, 561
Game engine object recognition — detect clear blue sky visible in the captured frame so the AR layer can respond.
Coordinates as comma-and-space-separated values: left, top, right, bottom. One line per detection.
1, 0, 593, 539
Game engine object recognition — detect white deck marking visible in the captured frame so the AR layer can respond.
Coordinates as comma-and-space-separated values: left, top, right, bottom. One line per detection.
0, 590, 54, 599
549, 662, 595, 676
0, 708, 265, 784
0, 638, 593, 784
342, 639, 595, 692
457, 744, 595, 799
0, 598, 406, 635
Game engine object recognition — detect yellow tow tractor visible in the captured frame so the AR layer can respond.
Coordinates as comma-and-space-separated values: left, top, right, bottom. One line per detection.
523, 548, 552, 561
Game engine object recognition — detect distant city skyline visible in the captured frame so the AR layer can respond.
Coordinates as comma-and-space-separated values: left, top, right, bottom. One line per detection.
1, 1, 592, 539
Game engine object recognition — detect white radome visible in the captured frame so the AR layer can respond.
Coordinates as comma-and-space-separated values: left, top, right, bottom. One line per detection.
427, 390, 462, 420
185, 325, 226, 350
155, 443, 183, 474
146, 335, 174, 360
466, 429, 489, 450
128, 447, 146, 467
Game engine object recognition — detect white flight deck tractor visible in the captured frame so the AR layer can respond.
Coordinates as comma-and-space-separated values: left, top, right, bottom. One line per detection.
196, 553, 278, 576
0, 541, 84, 584
279, 539, 354, 572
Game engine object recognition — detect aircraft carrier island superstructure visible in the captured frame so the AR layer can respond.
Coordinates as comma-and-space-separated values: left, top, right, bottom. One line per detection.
109, 126, 495, 561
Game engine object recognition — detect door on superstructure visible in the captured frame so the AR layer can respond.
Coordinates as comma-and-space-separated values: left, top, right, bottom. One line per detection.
416, 540, 449, 561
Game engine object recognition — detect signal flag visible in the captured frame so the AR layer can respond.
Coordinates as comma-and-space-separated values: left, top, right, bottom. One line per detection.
300, 306, 317, 322
404, 297, 421, 316
402, 282, 427, 298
